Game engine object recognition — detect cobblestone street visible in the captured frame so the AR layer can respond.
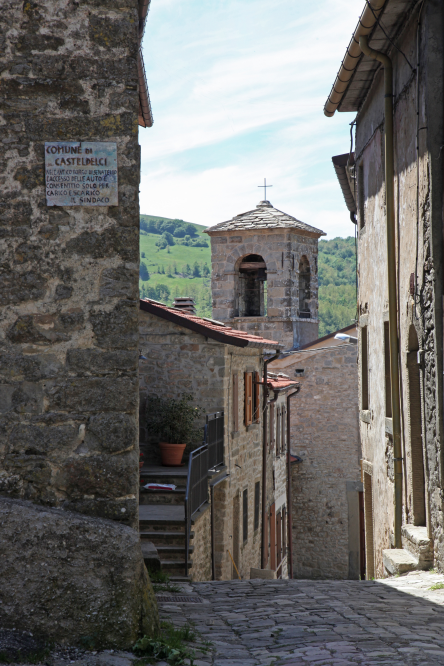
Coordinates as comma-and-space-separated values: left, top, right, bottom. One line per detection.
157, 571, 444, 666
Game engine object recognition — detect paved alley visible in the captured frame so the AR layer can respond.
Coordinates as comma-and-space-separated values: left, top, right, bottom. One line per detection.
157, 571, 444, 666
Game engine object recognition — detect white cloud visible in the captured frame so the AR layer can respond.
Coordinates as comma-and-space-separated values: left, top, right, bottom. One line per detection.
139, 0, 364, 238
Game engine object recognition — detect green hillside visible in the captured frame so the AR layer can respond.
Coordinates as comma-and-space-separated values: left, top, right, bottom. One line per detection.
318, 236, 357, 337
139, 215, 212, 318
138, 215, 357, 336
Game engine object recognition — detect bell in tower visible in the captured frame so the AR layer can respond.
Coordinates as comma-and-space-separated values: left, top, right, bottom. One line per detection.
204, 199, 326, 350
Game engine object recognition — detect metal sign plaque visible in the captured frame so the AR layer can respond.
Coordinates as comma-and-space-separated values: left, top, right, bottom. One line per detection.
45, 141, 118, 206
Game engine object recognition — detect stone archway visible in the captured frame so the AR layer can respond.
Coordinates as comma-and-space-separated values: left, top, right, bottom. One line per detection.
237, 254, 267, 317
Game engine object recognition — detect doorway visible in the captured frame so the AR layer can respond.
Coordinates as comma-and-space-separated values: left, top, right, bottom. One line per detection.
407, 325, 426, 526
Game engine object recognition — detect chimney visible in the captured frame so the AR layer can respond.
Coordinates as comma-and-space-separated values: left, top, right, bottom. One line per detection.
173, 297, 196, 315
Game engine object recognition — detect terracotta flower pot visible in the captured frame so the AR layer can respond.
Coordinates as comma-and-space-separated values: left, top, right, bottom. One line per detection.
159, 442, 186, 467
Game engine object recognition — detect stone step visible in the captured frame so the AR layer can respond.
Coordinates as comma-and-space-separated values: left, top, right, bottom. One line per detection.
401, 524, 433, 569
140, 530, 192, 546
139, 488, 185, 506
138, 504, 185, 530
139, 463, 188, 488
160, 559, 193, 576
383, 549, 418, 575
156, 545, 193, 561
169, 575, 191, 583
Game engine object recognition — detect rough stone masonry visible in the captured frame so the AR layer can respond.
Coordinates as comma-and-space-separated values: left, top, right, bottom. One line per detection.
0, 0, 158, 646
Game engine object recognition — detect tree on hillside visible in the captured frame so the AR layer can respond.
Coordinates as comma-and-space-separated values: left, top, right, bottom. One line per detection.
193, 262, 201, 277
139, 262, 149, 281
202, 262, 210, 277
185, 223, 197, 237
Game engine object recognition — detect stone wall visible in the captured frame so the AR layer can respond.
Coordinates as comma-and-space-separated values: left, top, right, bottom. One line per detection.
190, 504, 212, 582
139, 308, 265, 580
0, 0, 141, 528
0, 0, 157, 643
208, 229, 319, 350
271, 346, 361, 579
355, 1, 444, 575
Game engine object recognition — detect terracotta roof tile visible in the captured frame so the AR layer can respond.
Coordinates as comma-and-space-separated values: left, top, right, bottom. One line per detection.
139, 299, 282, 350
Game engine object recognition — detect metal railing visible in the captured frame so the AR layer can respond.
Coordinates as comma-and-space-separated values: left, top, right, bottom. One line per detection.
205, 411, 224, 470
184, 443, 209, 576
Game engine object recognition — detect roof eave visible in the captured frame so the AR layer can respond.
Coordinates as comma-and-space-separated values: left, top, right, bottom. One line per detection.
139, 300, 281, 350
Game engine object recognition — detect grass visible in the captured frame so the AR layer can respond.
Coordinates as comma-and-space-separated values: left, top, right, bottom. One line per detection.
429, 582, 444, 590
133, 621, 197, 665
147, 567, 182, 594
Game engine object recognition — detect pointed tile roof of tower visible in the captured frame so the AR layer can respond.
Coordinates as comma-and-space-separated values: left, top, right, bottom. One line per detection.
204, 200, 326, 236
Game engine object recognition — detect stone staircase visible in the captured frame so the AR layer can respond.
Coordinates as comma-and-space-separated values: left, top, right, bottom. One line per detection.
139, 464, 193, 581
383, 525, 433, 575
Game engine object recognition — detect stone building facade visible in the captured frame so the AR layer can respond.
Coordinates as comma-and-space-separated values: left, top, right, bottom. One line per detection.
325, 0, 444, 576
0, 0, 157, 645
138, 299, 282, 580
271, 327, 362, 579
262, 373, 299, 579
205, 200, 326, 350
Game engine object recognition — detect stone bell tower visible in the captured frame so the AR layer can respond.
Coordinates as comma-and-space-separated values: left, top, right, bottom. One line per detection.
204, 200, 326, 350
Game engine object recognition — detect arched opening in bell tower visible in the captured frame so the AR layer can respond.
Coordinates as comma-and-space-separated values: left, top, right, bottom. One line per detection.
298, 256, 311, 318
238, 254, 267, 317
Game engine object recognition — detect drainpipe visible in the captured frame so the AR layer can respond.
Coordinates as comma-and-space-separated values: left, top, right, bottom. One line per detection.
261, 353, 280, 569
359, 35, 403, 549
286, 388, 300, 579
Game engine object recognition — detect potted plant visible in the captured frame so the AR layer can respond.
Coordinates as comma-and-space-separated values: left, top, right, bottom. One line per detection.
145, 393, 204, 467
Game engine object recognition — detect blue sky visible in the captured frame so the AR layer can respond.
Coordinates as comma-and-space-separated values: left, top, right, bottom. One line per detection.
140, 0, 363, 238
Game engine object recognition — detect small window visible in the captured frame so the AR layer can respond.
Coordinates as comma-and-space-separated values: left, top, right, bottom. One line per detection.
384, 322, 392, 417
243, 488, 248, 543
233, 373, 239, 431
254, 481, 260, 532
244, 372, 253, 426
361, 326, 369, 410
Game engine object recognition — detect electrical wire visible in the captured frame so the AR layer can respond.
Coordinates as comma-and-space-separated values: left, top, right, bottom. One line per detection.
365, 0, 414, 71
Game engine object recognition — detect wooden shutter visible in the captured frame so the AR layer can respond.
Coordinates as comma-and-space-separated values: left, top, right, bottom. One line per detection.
233, 373, 239, 432
243, 488, 248, 543
254, 371, 260, 422
244, 372, 253, 426
276, 407, 280, 456
270, 502, 276, 571
254, 481, 260, 531
276, 511, 282, 569
269, 403, 275, 451
281, 406, 286, 454
282, 506, 286, 557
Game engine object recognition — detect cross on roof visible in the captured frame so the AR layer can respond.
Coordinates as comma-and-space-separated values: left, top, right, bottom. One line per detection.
258, 178, 272, 201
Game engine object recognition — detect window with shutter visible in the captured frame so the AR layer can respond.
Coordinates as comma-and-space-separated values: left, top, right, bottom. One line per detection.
281, 406, 286, 454
253, 371, 260, 423
244, 372, 253, 426
232, 373, 239, 432
282, 505, 287, 557
276, 406, 280, 456
269, 403, 275, 451
254, 481, 260, 531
